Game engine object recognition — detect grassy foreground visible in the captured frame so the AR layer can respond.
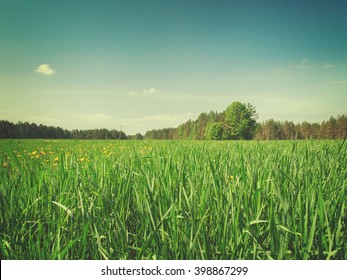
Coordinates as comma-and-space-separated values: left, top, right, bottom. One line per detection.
0, 139, 346, 260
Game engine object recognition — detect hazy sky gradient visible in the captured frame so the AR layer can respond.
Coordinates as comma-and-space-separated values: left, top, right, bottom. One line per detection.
1, 0, 346, 134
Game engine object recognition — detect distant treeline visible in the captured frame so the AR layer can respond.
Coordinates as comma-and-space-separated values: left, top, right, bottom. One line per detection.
1, 101, 346, 140
143, 102, 346, 140
0, 121, 127, 139
144, 116, 346, 140
255, 116, 346, 140
144, 114, 347, 140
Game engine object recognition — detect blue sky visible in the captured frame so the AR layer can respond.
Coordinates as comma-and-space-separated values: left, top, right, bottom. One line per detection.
1, 0, 346, 134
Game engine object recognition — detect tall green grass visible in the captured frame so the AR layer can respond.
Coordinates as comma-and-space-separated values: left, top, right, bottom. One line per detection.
0, 139, 346, 259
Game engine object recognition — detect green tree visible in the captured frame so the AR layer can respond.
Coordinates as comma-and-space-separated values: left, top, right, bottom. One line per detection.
223, 102, 258, 140
282, 121, 296, 139
336, 114, 347, 139
205, 122, 224, 140
257, 119, 284, 140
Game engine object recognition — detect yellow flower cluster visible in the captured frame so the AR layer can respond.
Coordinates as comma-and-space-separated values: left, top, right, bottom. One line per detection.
139, 145, 153, 156
20, 148, 61, 166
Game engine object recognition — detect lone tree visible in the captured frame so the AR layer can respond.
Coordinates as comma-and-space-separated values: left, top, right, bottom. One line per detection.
223, 101, 258, 140
204, 101, 258, 140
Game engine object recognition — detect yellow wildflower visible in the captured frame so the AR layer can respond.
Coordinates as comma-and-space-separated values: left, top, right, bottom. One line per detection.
225, 174, 235, 186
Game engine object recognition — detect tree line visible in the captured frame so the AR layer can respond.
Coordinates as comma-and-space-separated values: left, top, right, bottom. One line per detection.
255, 116, 346, 140
145, 101, 258, 140
144, 101, 346, 140
1, 101, 346, 140
0, 121, 127, 139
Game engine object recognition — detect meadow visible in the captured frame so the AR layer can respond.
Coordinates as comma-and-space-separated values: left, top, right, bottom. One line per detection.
0, 139, 346, 260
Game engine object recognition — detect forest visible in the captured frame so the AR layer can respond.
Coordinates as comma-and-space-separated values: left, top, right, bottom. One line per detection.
0, 121, 126, 140
144, 102, 346, 140
1, 101, 346, 140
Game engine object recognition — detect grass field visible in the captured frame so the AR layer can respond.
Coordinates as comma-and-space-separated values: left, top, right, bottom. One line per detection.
0, 139, 346, 260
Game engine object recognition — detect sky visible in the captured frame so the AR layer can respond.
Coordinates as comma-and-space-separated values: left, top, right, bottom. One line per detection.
1, 0, 346, 135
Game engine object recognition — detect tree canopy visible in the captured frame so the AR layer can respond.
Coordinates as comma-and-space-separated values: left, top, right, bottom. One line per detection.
0, 121, 126, 139
223, 102, 258, 140
1, 101, 346, 140
143, 102, 346, 140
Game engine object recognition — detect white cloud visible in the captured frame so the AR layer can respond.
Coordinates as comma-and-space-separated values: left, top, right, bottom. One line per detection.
289, 58, 316, 70
280, 59, 336, 72
143, 87, 158, 95
129, 87, 159, 96
331, 80, 347, 85
287, 59, 337, 71
298, 58, 309, 65
324, 64, 335, 69
34, 64, 55, 75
